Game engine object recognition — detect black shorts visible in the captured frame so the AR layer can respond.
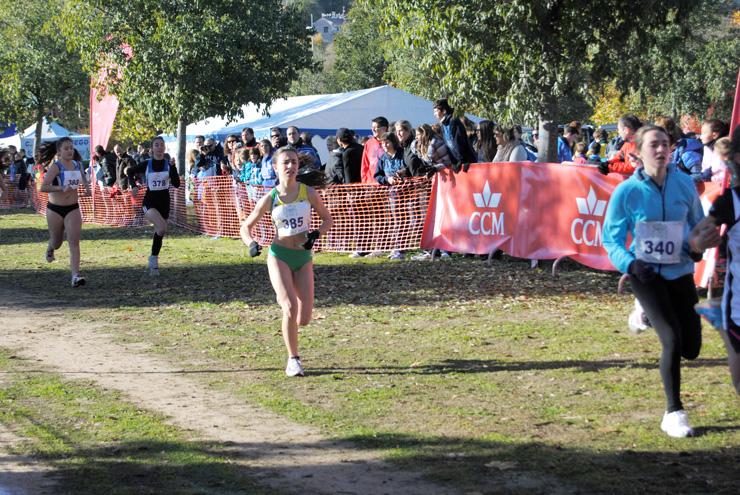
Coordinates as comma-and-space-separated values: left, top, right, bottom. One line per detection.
47, 202, 80, 219
727, 319, 740, 354
142, 193, 170, 220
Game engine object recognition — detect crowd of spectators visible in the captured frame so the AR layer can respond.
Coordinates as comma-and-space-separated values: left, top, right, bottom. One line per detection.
5, 104, 735, 258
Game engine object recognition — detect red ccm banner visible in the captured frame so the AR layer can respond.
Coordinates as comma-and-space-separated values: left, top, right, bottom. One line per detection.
422, 164, 522, 255
421, 162, 628, 270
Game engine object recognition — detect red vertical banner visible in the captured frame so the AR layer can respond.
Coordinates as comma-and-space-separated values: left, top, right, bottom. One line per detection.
90, 74, 119, 151
731, 66, 740, 137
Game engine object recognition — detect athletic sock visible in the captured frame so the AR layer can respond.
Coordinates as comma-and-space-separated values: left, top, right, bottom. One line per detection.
152, 233, 163, 256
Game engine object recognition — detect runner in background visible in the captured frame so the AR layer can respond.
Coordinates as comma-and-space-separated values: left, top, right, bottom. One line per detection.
699, 125, 740, 397
240, 146, 333, 377
602, 125, 721, 437
38, 137, 91, 287
127, 136, 181, 276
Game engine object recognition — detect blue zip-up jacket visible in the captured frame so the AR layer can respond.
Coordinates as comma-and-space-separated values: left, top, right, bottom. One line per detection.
672, 138, 709, 186
557, 137, 573, 163
260, 150, 277, 186
441, 114, 477, 165
602, 165, 704, 280
374, 148, 406, 185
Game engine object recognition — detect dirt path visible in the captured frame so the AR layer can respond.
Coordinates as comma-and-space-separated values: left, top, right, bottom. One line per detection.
0, 293, 460, 495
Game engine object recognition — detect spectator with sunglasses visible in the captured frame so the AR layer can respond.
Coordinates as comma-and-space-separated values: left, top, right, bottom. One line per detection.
270, 127, 288, 149
223, 134, 242, 175
192, 138, 221, 178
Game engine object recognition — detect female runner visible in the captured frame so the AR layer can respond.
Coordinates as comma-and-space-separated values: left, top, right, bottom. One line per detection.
603, 125, 720, 437
127, 136, 181, 276
39, 137, 90, 287
240, 146, 333, 377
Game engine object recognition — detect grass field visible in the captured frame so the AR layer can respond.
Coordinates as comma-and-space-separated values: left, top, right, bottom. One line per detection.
1, 206, 739, 494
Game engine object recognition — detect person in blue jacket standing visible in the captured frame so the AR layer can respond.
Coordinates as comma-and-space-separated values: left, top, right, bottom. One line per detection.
602, 124, 721, 438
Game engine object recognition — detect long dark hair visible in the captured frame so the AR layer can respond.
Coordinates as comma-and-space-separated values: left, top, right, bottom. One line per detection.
39, 137, 82, 164
0, 147, 11, 172
475, 120, 497, 162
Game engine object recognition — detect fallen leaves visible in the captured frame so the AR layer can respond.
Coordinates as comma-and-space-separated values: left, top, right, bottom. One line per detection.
485, 460, 519, 470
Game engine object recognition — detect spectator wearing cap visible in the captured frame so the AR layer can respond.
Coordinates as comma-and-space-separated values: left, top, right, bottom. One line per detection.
286, 126, 321, 169
361, 116, 388, 184
326, 128, 363, 185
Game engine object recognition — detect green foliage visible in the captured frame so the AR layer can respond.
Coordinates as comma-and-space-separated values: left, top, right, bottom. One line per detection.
287, 36, 341, 96
60, 0, 313, 133
615, 0, 740, 122
0, 0, 88, 133
378, 0, 705, 159
330, 0, 389, 91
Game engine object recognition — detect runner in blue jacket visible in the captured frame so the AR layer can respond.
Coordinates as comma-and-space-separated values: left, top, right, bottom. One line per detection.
602, 124, 720, 438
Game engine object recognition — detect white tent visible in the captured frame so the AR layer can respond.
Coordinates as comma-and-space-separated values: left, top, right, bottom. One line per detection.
21, 119, 91, 160
167, 86, 482, 163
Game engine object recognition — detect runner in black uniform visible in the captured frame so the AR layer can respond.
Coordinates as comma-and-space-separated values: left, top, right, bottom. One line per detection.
127, 136, 180, 276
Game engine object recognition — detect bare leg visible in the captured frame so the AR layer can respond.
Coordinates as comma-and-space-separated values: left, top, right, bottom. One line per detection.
144, 208, 168, 237
293, 261, 315, 327
267, 255, 313, 358
63, 208, 83, 276
46, 208, 66, 255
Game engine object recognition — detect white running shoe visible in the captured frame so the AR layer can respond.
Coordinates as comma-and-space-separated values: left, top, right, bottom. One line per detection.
285, 357, 305, 377
45, 247, 55, 263
148, 255, 160, 276
661, 410, 694, 438
389, 251, 406, 260
71, 274, 86, 287
411, 251, 432, 261
628, 299, 651, 334
440, 251, 451, 259
366, 251, 386, 258
348, 252, 364, 259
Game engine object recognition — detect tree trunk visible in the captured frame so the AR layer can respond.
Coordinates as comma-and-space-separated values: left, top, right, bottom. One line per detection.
176, 117, 187, 176
538, 91, 558, 164
33, 114, 44, 159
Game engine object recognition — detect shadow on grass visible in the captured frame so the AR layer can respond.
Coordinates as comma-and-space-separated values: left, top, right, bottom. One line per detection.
0, 223, 205, 244
341, 431, 740, 494
7, 426, 738, 495
2, 356, 728, 379
1, 254, 623, 311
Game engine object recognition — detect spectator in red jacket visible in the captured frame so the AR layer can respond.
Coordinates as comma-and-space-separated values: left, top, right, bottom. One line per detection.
360, 116, 388, 185
605, 113, 642, 174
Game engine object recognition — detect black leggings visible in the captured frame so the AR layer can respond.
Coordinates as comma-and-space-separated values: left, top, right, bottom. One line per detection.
630, 273, 702, 413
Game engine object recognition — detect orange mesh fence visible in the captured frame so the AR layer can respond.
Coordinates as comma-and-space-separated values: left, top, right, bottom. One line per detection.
0, 175, 32, 209
27, 175, 433, 252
